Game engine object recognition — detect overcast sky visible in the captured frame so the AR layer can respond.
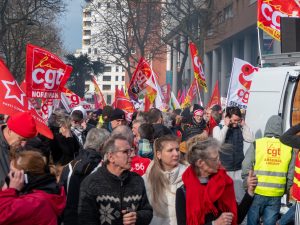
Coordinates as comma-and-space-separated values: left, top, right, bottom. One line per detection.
60, 0, 85, 53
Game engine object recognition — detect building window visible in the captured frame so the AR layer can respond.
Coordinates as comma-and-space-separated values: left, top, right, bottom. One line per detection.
103, 85, 111, 90
103, 76, 111, 81
107, 95, 112, 104
94, 48, 98, 54
98, 2, 101, 8
217, 11, 224, 24
122, 67, 125, 72
116, 3, 121, 10
88, 48, 91, 54
122, 76, 125, 81
83, 21, 92, 27
115, 76, 119, 81
107, 2, 110, 8
224, 4, 233, 20
83, 30, 91, 36
104, 66, 112, 72
116, 66, 119, 72
83, 39, 91, 45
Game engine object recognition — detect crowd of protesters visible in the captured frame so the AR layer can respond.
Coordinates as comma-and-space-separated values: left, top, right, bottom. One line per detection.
0, 103, 298, 225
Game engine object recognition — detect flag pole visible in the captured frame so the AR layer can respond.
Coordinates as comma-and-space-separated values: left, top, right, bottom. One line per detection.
196, 79, 203, 106
257, 27, 264, 68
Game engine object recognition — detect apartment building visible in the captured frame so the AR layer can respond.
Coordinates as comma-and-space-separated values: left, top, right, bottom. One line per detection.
79, 1, 126, 105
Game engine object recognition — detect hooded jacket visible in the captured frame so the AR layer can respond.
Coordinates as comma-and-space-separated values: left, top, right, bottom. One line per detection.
242, 115, 295, 191
0, 174, 66, 225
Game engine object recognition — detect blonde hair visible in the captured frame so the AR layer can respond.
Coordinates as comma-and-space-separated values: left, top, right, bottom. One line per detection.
12, 150, 47, 175
148, 135, 179, 215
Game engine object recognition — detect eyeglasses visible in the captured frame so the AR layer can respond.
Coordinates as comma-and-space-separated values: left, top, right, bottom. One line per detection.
115, 148, 134, 156
204, 155, 220, 163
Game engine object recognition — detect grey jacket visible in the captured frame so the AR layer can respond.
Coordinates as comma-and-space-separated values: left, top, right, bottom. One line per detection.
0, 126, 10, 188
241, 115, 295, 193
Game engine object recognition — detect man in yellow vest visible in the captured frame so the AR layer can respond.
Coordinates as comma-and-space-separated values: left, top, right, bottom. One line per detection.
242, 115, 295, 225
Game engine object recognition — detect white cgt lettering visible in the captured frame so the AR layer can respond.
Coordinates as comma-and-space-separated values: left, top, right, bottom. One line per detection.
32, 68, 64, 90
261, 3, 288, 30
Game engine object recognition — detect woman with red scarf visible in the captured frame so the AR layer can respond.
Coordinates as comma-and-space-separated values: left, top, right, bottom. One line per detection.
176, 138, 257, 225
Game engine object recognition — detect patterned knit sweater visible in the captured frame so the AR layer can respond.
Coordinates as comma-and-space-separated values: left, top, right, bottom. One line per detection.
78, 165, 153, 225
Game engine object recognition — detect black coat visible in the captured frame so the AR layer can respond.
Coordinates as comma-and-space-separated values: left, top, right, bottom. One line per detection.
182, 118, 207, 141
60, 148, 102, 225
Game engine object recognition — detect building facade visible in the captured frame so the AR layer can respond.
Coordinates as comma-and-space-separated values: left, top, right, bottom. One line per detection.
79, 1, 126, 105
166, 0, 281, 105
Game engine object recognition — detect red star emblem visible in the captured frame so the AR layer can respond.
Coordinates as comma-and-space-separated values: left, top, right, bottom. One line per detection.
2, 80, 26, 105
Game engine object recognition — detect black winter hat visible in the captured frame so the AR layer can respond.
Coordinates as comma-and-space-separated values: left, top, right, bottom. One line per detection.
193, 104, 204, 113
110, 108, 125, 121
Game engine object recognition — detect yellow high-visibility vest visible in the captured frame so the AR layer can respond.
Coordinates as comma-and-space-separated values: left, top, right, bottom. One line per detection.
254, 137, 292, 197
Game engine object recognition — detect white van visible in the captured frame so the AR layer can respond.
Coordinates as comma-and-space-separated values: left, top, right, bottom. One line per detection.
245, 56, 300, 137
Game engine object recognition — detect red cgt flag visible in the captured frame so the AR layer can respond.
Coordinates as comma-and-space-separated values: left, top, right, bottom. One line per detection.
0, 59, 53, 139
25, 44, 72, 99
189, 42, 208, 92
128, 57, 157, 102
257, 0, 300, 41
207, 80, 221, 109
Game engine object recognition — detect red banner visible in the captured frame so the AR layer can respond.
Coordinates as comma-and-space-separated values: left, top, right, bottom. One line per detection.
61, 88, 93, 112
257, 0, 300, 40
0, 59, 53, 139
207, 80, 221, 109
91, 76, 106, 109
115, 87, 135, 121
189, 42, 207, 92
128, 57, 157, 101
25, 44, 72, 99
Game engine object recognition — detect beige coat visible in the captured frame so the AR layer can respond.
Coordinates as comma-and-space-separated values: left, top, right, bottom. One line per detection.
143, 162, 187, 225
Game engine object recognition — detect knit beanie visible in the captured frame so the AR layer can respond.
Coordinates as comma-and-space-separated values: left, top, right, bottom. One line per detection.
7, 111, 37, 138
110, 108, 125, 121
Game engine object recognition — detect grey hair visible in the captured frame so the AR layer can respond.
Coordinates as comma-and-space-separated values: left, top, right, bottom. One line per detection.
103, 134, 129, 163
83, 128, 110, 152
187, 137, 220, 166
111, 125, 134, 144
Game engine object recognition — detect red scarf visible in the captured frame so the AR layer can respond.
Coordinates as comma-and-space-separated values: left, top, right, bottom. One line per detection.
182, 166, 237, 225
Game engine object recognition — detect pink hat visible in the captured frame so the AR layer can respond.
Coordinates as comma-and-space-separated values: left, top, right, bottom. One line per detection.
7, 111, 37, 138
